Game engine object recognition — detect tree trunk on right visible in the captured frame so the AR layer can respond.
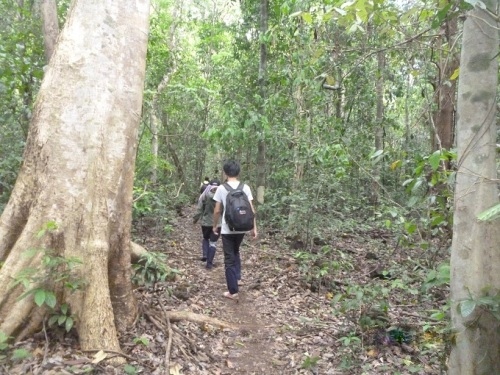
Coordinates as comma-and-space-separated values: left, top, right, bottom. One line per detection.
449, 2, 500, 374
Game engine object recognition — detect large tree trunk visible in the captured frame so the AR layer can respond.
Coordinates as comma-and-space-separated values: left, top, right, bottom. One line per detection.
449, 1, 500, 373
0, 0, 150, 353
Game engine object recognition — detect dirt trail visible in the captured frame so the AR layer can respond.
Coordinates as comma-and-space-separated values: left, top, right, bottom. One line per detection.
158, 205, 342, 374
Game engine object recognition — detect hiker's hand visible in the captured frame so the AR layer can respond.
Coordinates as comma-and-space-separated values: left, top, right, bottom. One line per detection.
251, 228, 258, 239
212, 226, 218, 235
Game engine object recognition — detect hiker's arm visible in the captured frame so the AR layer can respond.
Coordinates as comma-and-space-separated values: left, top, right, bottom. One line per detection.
250, 200, 258, 239
213, 201, 222, 233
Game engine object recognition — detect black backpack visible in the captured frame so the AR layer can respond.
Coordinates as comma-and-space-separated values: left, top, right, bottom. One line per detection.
224, 182, 255, 231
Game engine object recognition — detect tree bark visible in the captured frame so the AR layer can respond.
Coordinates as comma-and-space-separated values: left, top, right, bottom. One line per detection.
431, 16, 459, 152
449, 2, 500, 373
39, 0, 59, 62
256, 0, 268, 205
0, 0, 150, 353
372, 50, 385, 204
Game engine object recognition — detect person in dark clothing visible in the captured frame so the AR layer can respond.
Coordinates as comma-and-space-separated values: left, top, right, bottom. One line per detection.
212, 160, 257, 300
199, 176, 210, 194
193, 179, 221, 269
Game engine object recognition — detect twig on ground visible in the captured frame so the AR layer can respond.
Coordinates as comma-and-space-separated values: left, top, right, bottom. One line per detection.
158, 298, 173, 373
42, 319, 49, 365
171, 325, 197, 353
82, 349, 153, 368
164, 317, 173, 373
389, 310, 445, 323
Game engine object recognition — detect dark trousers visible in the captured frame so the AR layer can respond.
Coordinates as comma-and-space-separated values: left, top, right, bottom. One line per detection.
201, 227, 220, 267
222, 233, 245, 294
201, 226, 220, 242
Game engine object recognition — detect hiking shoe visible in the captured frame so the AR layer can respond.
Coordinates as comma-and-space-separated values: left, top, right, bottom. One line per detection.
223, 292, 238, 300
200, 257, 207, 261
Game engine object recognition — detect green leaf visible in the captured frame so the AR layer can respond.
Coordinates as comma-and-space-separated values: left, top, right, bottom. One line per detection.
58, 315, 67, 325
428, 150, 441, 171
60, 303, 68, 315
48, 315, 59, 326
370, 149, 384, 159
430, 215, 445, 227
431, 3, 452, 29
11, 348, 31, 361
301, 12, 313, 24
65, 317, 74, 332
45, 291, 57, 308
464, 0, 486, 9
450, 68, 459, 80
404, 222, 417, 234
460, 300, 476, 318
124, 364, 137, 375
477, 204, 500, 222
34, 289, 46, 307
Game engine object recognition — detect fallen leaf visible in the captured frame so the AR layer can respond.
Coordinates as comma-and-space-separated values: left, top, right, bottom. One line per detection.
91, 350, 107, 364
169, 362, 182, 375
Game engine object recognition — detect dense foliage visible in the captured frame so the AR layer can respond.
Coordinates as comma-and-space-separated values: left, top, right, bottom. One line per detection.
0, 0, 496, 371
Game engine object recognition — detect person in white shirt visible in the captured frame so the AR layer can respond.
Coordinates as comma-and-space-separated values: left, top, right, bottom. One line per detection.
212, 160, 257, 300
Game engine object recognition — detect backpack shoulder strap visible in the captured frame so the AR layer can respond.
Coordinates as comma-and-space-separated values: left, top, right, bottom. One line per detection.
223, 182, 234, 192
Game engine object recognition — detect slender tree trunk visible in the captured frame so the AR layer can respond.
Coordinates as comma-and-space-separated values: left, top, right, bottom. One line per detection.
150, 4, 179, 184
431, 16, 459, 152
449, 2, 500, 373
0, 0, 150, 353
151, 114, 159, 184
256, 0, 268, 205
372, 50, 385, 204
39, 0, 59, 62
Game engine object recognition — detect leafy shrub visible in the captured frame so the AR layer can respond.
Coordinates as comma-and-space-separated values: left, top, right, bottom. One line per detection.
132, 251, 180, 286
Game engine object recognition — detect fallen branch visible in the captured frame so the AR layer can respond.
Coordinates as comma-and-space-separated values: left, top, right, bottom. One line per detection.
164, 317, 173, 372
158, 298, 173, 373
164, 310, 237, 329
131, 242, 149, 263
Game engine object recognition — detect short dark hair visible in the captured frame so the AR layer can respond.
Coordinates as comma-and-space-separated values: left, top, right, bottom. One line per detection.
223, 160, 240, 177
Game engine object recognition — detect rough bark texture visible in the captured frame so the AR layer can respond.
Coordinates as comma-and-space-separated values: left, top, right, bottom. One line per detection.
449, 2, 500, 374
0, 0, 150, 352
431, 17, 459, 152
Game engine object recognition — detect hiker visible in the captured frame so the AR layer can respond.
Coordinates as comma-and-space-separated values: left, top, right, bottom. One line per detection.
212, 160, 257, 300
193, 179, 222, 269
199, 176, 210, 194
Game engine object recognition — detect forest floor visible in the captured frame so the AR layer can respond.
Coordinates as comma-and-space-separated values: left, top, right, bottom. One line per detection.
1, 205, 450, 375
